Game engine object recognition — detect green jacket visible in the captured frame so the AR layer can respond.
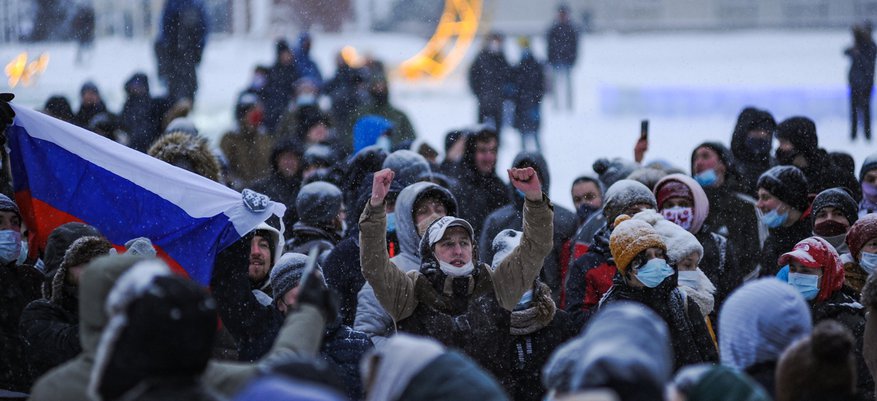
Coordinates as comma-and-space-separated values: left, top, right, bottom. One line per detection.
359, 195, 554, 322
29, 255, 324, 400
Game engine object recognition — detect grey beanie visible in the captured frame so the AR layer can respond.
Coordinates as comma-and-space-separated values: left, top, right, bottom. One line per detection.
270, 253, 319, 299
382, 150, 431, 189
602, 179, 658, 225
295, 182, 343, 227
593, 157, 638, 189
124, 237, 157, 257
718, 278, 812, 371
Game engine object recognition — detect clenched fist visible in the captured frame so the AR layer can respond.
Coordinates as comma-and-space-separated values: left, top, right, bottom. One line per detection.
508, 167, 543, 202
370, 168, 395, 207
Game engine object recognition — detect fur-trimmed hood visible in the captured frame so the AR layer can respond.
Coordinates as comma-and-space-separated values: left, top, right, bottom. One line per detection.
148, 131, 221, 182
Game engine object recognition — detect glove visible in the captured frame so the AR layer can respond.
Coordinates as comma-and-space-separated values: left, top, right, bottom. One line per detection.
297, 269, 340, 323
0, 93, 14, 128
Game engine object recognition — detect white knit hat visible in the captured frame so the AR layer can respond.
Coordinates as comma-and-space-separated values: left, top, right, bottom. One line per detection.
631, 209, 703, 265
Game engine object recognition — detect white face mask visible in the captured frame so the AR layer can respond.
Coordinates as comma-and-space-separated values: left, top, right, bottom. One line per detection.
677, 270, 700, 288
439, 260, 474, 277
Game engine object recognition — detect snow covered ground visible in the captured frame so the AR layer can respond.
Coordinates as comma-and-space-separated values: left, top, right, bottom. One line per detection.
0, 29, 869, 209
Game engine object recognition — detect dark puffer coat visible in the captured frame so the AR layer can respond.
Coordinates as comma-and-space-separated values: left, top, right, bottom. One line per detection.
19, 298, 80, 379
0, 262, 43, 392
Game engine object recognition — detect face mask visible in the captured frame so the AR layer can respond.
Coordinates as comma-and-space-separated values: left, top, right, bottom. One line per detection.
0, 230, 22, 264
813, 220, 849, 237
376, 135, 391, 153
576, 203, 598, 223
788, 272, 820, 301
17, 239, 27, 265
776, 264, 790, 281
677, 270, 701, 288
694, 169, 717, 187
635, 258, 674, 288
762, 207, 789, 229
861, 252, 877, 274
745, 137, 771, 155
863, 182, 877, 203
661, 206, 694, 231
386, 212, 396, 233
775, 148, 798, 166
439, 260, 474, 277
819, 232, 848, 254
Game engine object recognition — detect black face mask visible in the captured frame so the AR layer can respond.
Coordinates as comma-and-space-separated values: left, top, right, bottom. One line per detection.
745, 137, 771, 156
814, 219, 849, 237
371, 90, 389, 106
576, 203, 599, 223
775, 148, 798, 165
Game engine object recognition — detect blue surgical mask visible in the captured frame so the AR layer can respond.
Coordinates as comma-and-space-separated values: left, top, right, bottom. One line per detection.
776, 264, 790, 282
762, 207, 789, 229
386, 212, 397, 233
694, 169, 717, 187
788, 272, 820, 301
16, 239, 27, 265
0, 230, 22, 264
860, 252, 877, 275
635, 258, 675, 288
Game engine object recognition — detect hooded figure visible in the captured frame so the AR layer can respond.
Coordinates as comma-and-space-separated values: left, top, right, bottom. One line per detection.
468, 33, 513, 132
293, 32, 323, 86
453, 127, 509, 236
480, 152, 577, 301
729, 107, 777, 197
20, 236, 113, 379
74, 81, 107, 128
565, 179, 657, 327
718, 278, 813, 397
31, 247, 330, 401
88, 260, 221, 401
251, 138, 304, 233
775, 116, 861, 200
263, 38, 300, 131
756, 165, 811, 277
353, 115, 394, 154
356, 182, 458, 345
120, 72, 169, 152
359, 167, 554, 383
775, 320, 859, 401
542, 302, 672, 401
846, 214, 877, 293
361, 334, 508, 401
654, 173, 738, 310
601, 214, 718, 369
777, 237, 872, 397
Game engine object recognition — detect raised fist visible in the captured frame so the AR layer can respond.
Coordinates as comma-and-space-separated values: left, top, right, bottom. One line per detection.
370, 168, 395, 207
508, 167, 542, 201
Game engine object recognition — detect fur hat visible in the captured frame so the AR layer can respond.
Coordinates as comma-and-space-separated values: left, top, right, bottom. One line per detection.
778, 237, 845, 302
846, 213, 877, 261
775, 320, 857, 401
147, 132, 220, 182
757, 165, 809, 213
631, 210, 703, 265
609, 215, 666, 273
51, 236, 113, 304
602, 179, 658, 226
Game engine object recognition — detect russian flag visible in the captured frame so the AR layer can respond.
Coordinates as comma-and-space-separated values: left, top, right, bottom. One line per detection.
5, 105, 285, 284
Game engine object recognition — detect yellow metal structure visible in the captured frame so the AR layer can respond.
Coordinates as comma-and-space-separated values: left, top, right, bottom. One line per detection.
5, 52, 49, 88
399, 0, 482, 80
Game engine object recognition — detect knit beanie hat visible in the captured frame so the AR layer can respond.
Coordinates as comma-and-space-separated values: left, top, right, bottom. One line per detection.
609, 215, 667, 273
775, 320, 857, 401
295, 182, 343, 227
757, 165, 809, 213
632, 210, 703, 265
602, 179, 658, 226
0, 194, 20, 220
811, 187, 858, 227
269, 253, 320, 300
778, 237, 845, 303
847, 213, 877, 261
51, 236, 113, 303
656, 180, 692, 206
382, 150, 431, 189
593, 158, 638, 189
860, 153, 877, 182
718, 278, 812, 371
776, 116, 819, 158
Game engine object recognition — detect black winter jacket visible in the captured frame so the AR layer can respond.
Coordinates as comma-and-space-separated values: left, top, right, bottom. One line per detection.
811, 289, 872, 399
759, 218, 810, 277
323, 234, 365, 327
702, 185, 764, 278
0, 263, 43, 392
19, 298, 81, 379
321, 319, 373, 401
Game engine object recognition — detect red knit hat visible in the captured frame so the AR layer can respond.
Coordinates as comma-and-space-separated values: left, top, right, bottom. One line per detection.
846, 214, 877, 262
655, 180, 693, 208
778, 237, 845, 303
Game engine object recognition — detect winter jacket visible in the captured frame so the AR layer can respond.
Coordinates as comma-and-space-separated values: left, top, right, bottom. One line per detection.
354, 182, 458, 344
600, 274, 719, 370
454, 139, 510, 236
468, 50, 513, 109
729, 107, 776, 197
30, 254, 325, 401
506, 283, 576, 401
480, 153, 576, 301
321, 319, 373, 400
695, 227, 739, 312
19, 298, 80, 380
848, 37, 877, 90
800, 149, 862, 201
262, 61, 299, 132
810, 289, 872, 399
293, 40, 323, 87
324, 235, 366, 326
359, 193, 553, 376
120, 73, 170, 152
346, 103, 417, 147
219, 128, 274, 190
0, 262, 42, 393
547, 21, 579, 66
512, 52, 545, 133
702, 185, 766, 279
759, 218, 811, 277
564, 224, 614, 329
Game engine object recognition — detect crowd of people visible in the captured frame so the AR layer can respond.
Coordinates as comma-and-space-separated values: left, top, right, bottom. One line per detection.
2, 10, 877, 401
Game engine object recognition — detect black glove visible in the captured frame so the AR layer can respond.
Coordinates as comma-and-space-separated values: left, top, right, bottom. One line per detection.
0, 93, 15, 128
297, 269, 340, 323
